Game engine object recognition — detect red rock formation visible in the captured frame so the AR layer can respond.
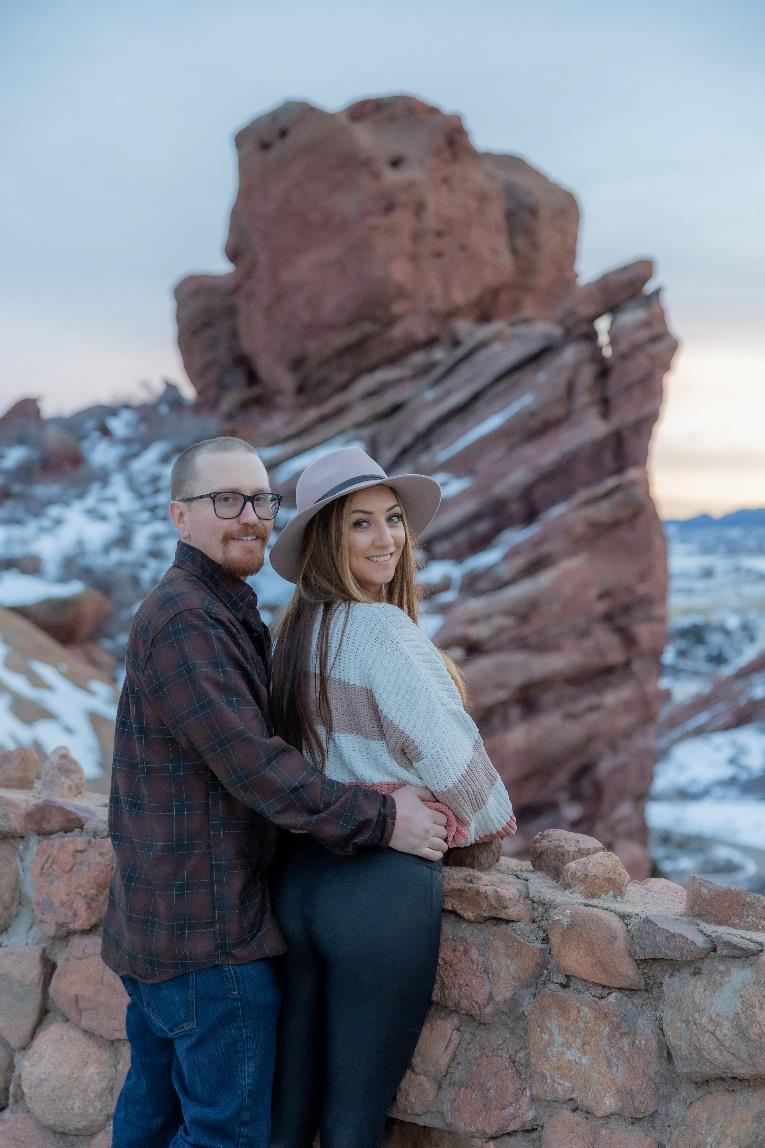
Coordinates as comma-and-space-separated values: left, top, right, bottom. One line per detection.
10, 587, 112, 646
176, 96, 580, 407
174, 94, 678, 876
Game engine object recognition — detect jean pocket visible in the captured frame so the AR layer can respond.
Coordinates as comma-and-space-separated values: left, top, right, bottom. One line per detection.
138, 971, 197, 1036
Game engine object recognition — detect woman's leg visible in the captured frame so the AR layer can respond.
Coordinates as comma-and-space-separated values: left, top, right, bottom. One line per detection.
269, 844, 326, 1148
314, 852, 443, 1148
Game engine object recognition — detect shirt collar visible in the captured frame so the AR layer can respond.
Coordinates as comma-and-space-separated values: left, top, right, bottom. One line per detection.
173, 541, 259, 620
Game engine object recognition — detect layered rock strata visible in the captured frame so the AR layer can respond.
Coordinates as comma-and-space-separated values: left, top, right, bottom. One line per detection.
175, 95, 677, 875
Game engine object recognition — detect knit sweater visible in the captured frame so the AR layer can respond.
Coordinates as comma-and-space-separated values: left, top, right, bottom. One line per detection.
305, 601, 516, 847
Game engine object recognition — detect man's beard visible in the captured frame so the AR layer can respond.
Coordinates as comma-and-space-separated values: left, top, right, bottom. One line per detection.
221, 535, 266, 578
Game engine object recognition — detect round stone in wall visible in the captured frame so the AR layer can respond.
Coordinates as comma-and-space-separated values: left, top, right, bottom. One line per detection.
21, 1021, 115, 1135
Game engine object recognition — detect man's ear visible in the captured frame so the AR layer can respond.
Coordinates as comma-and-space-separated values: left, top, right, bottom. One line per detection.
169, 500, 191, 540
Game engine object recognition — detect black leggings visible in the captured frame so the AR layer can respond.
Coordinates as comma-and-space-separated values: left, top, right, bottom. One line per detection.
268, 833, 443, 1148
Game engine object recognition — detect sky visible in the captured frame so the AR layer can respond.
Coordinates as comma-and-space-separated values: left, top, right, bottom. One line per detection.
1, 0, 763, 518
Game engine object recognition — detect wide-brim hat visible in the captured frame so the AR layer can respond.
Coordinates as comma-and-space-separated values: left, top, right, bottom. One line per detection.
269, 446, 441, 584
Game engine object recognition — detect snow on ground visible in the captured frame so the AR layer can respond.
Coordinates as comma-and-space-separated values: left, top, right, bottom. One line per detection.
0, 572, 86, 606
647, 799, 765, 856
0, 636, 116, 777
662, 522, 765, 701
434, 393, 534, 464
651, 726, 765, 799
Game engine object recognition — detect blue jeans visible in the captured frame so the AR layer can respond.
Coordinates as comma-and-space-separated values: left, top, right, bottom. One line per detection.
113, 960, 280, 1148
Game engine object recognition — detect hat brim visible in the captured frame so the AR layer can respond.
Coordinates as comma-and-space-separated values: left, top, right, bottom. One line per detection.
268, 473, 442, 584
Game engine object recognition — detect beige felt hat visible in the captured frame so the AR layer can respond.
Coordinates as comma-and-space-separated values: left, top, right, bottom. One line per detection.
269, 447, 441, 584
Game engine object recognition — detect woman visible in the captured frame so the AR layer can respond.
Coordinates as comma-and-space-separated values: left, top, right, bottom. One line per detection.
267, 446, 516, 1148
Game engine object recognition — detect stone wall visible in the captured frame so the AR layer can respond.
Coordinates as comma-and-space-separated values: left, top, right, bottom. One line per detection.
2, 746, 765, 1146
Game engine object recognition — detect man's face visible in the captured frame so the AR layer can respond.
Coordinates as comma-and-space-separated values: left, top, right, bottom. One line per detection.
169, 450, 274, 578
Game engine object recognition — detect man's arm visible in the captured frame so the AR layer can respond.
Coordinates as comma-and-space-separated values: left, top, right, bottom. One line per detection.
141, 609, 443, 856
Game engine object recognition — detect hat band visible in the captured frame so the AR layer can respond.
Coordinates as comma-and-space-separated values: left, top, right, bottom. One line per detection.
313, 473, 387, 504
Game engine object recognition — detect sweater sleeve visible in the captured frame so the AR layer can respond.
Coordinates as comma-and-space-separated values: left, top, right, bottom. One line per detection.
353, 604, 516, 844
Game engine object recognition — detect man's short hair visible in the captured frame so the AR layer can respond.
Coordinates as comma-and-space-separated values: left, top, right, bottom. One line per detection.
170, 437, 259, 500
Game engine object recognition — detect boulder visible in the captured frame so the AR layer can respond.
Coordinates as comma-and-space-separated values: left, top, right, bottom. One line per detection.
50, 934, 128, 1040
0, 945, 49, 1049
21, 1021, 115, 1135
547, 905, 645, 988
530, 829, 605, 881
11, 587, 112, 645
0, 746, 39, 788
0, 840, 20, 931
528, 989, 661, 1118
561, 850, 630, 898
31, 835, 113, 937
663, 955, 765, 1078
40, 746, 87, 800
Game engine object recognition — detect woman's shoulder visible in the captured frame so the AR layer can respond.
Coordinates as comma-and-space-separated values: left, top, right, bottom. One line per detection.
342, 601, 423, 640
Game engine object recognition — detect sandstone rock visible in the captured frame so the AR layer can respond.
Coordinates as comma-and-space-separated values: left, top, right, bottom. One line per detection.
40, 746, 87, 800
434, 916, 543, 1021
686, 874, 747, 926
0, 608, 116, 777
220, 96, 517, 404
175, 273, 258, 410
11, 587, 112, 646
0, 840, 21, 931
668, 1088, 765, 1147
530, 830, 605, 881
393, 1068, 439, 1117
628, 914, 713, 961
561, 850, 630, 898
630, 877, 686, 905
0, 396, 42, 428
410, 1010, 461, 1079
0, 746, 39, 788
663, 955, 765, 1077
700, 927, 763, 957
39, 425, 82, 472
174, 93, 676, 865
0, 1037, 12, 1108
528, 989, 661, 1117
0, 1109, 71, 1148
50, 934, 128, 1040
442, 865, 532, 923
482, 152, 579, 317
741, 892, 765, 932
23, 797, 93, 834
445, 840, 502, 870
541, 1109, 658, 1147
0, 946, 49, 1049
31, 835, 113, 936
685, 875, 765, 933
564, 259, 654, 325
21, 1021, 115, 1134
441, 1025, 535, 1137
547, 905, 644, 988
0, 790, 28, 836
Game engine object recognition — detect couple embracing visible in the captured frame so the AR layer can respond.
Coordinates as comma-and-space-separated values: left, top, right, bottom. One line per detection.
102, 437, 516, 1148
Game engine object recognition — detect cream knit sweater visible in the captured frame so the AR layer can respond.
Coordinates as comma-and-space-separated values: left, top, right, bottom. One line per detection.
305, 601, 516, 847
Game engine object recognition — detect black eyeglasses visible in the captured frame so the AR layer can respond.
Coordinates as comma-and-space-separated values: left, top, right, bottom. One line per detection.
177, 491, 282, 521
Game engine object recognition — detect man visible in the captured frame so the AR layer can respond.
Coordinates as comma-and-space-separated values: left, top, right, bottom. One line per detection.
102, 436, 447, 1148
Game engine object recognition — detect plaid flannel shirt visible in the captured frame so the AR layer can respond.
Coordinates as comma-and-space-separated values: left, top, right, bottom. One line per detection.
101, 541, 394, 981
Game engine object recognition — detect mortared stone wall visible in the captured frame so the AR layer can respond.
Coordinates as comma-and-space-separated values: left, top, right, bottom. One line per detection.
1, 745, 765, 1146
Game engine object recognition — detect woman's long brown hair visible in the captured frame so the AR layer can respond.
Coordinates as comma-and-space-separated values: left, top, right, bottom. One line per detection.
270, 489, 465, 770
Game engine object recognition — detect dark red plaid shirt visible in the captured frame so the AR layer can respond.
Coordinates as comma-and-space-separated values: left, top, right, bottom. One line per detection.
102, 541, 394, 981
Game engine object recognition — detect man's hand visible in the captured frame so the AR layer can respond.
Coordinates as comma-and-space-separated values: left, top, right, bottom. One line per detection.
388, 785, 448, 860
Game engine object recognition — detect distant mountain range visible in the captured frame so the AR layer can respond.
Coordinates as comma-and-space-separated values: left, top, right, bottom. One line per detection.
665, 508, 765, 528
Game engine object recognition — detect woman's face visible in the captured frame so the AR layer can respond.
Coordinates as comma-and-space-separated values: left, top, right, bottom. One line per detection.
346, 485, 406, 598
